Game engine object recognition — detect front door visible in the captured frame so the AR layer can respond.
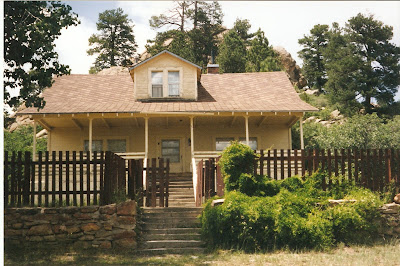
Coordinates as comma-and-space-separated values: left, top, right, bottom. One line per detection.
157, 138, 184, 173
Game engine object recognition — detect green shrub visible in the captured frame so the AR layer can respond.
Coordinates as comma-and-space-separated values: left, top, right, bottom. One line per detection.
201, 173, 384, 252
218, 141, 257, 192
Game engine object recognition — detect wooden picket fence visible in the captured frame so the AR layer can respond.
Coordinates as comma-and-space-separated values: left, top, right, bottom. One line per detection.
4, 151, 169, 208
145, 158, 170, 207
196, 148, 400, 205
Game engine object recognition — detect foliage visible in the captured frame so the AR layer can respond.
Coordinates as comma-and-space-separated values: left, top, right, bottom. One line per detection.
309, 114, 400, 149
218, 141, 257, 192
217, 30, 247, 73
4, 125, 47, 153
246, 29, 282, 72
298, 24, 329, 92
325, 14, 400, 115
87, 8, 137, 73
146, 1, 224, 70
201, 171, 383, 252
4, 1, 79, 110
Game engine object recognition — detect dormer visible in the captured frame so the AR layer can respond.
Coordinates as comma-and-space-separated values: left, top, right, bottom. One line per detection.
129, 50, 202, 101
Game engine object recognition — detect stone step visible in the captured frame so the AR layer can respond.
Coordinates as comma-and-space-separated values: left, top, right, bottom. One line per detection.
142, 217, 200, 225
142, 228, 201, 235
142, 207, 202, 213
141, 240, 203, 249
143, 222, 201, 230
143, 233, 201, 241
143, 212, 200, 218
138, 247, 205, 255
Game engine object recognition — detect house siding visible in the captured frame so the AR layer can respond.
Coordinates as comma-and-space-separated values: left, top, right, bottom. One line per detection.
133, 53, 198, 100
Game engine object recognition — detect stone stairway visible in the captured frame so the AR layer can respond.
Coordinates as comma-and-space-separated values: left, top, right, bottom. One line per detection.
138, 174, 205, 254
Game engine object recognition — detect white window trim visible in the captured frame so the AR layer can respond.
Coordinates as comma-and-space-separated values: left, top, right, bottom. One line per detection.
148, 67, 183, 98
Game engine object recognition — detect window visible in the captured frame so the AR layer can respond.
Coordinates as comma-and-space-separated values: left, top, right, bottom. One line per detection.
168, 71, 180, 96
107, 139, 126, 153
151, 71, 163, 97
84, 140, 103, 152
216, 138, 234, 151
239, 137, 258, 150
161, 140, 180, 163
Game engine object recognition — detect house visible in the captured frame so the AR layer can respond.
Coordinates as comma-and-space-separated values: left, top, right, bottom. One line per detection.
18, 50, 317, 174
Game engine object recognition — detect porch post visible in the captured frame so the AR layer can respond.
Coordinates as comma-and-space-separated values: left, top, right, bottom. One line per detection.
47, 130, 51, 152
144, 117, 149, 159
33, 121, 37, 161
300, 116, 304, 149
190, 116, 194, 157
245, 115, 249, 146
89, 118, 93, 159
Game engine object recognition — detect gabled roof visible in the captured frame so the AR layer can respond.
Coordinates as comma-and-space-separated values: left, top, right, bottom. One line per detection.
18, 72, 317, 115
129, 50, 202, 70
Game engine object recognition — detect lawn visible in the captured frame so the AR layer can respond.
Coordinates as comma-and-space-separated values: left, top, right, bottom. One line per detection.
4, 239, 399, 265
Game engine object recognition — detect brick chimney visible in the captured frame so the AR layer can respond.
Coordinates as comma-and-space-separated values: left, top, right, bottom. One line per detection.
207, 50, 219, 74
207, 64, 219, 74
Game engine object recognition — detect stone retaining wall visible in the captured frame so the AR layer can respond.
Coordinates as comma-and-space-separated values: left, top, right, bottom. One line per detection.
4, 200, 137, 249
379, 203, 400, 237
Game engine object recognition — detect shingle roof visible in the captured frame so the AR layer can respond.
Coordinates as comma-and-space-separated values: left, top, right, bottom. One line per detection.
18, 71, 317, 115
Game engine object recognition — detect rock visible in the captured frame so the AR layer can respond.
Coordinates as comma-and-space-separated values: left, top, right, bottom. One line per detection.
328, 199, 357, 206
116, 216, 135, 225
113, 238, 137, 249
81, 223, 100, 232
99, 241, 112, 249
116, 201, 136, 216
73, 213, 92, 220
12, 223, 23, 229
29, 236, 44, 242
330, 110, 341, 119
97, 66, 129, 75
5, 229, 22, 237
113, 231, 136, 240
81, 206, 99, 213
44, 209, 58, 214
66, 226, 81, 234
27, 224, 53, 236
43, 235, 56, 241
79, 235, 95, 241
73, 241, 91, 250
394, 193, 400, 204
211, 199, 225, 207
273, 46, 307, 89
305, 116, 316, 123
304, 89, 319, 95
99, 204, 116, 215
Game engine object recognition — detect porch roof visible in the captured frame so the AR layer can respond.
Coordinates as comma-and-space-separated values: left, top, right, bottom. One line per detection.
18, 71, 317, 115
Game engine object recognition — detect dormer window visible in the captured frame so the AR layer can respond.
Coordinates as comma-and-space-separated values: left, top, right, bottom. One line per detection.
151, 71, 163, 98
149, 68, 182, 98
168, 71, 180, 96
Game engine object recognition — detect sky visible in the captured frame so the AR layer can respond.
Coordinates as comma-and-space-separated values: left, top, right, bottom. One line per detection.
56, 1, 400, 74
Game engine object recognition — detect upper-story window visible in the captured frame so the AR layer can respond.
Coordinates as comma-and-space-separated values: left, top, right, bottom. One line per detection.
150, 69, 181, 98
168, 71, 180, 96
151, 71, 163, 98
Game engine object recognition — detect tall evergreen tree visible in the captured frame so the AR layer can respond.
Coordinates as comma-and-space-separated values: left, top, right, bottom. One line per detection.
87, 8, 137, 73
4, 1, 79, 110
298, 24, 329, 92
246, 29, 281, 72
324, 14, 400, 114
217, 30, 247, 73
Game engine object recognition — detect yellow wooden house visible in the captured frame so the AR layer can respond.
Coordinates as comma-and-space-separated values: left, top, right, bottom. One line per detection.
19, 50, 317, 175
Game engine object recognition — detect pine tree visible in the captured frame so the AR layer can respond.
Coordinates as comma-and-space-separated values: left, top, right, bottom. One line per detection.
87, 8, 137, 73
298, 24, 329, 92
217, 30, 247, 73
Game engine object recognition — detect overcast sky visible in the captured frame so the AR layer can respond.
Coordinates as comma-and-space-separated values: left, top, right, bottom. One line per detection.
55, 1, 400, 74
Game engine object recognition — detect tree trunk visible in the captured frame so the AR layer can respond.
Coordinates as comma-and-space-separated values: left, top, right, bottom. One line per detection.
193, 1, 198, 30
110, 27, 115, 66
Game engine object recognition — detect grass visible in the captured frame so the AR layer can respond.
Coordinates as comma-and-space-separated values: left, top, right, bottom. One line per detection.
4, 239, 400, 265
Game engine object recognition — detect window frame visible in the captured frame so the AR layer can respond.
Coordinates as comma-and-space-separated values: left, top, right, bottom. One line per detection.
148, 67, 183, 98
239, 137, 258, 150
215, 137, 235, 151
151, 71, 163, 98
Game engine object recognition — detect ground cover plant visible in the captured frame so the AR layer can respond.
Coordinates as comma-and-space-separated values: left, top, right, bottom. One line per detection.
201, 142, 384, 252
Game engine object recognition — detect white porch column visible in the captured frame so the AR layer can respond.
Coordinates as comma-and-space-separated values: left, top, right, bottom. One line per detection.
190, 116, 194, 157
144, 117, 149, 159
300, 116, 304, 149
244, 115, 249, 146
33, 121, 37, 161
88, 118, 93, 159
47, 130, 51, 152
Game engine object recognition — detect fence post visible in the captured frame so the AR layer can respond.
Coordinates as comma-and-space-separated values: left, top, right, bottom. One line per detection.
260, 150, 264, 176
159, 158, 165, 207
23, 151, 31, 205
216, 157, 224, 197
386, 149, 392, 184
151, 158, 157, 207
196, 160, 203, 207
165, 159, 170, 208
4, 152, 9, 207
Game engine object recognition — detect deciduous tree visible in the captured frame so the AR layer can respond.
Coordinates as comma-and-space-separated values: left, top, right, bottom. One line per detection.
4, 1, 79, 110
